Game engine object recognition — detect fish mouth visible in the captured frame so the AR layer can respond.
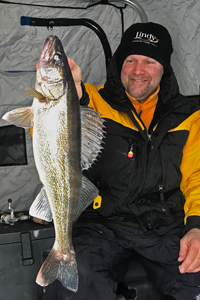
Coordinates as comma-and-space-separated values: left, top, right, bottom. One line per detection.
41, 36, 57, 61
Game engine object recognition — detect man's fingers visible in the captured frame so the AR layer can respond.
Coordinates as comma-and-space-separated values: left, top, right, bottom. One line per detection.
67, 57, 82, 99
178, 238, 188, 262
186, 255, 200, 272
179, 240, 199, 273
67, 57, 74, 69
36, 61, 39, 70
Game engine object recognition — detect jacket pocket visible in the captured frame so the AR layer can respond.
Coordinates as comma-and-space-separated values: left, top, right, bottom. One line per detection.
129, 200, 175, 231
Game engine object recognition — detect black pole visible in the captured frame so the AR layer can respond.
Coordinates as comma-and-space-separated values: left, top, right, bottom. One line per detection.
21, 16, 112, 70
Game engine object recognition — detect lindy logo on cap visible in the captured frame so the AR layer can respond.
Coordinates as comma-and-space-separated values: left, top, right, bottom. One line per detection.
133, 31, 159, 43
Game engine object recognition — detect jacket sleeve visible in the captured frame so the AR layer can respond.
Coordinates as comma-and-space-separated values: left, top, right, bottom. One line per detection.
180, 110, 200, 231
83, 83, 105, 109
79, 82, 90, 106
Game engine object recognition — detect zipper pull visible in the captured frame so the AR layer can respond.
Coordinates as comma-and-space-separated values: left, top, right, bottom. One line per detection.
127, 144, 134, 158
147, 133, 152, 151
158, 184, 165, 203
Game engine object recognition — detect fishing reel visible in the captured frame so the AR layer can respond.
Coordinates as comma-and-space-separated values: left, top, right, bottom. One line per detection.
0, 199, 30, 225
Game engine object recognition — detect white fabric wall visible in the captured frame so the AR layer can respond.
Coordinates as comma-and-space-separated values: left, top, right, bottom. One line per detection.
0, 0, 199, 211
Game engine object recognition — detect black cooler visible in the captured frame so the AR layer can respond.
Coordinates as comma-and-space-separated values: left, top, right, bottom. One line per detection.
0, 218, 54, 300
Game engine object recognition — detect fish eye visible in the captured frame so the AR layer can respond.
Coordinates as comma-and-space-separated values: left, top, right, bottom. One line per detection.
54, 53, 62, 63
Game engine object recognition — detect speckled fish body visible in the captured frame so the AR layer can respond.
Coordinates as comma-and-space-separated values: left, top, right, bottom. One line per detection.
33, 36, 82, 291
2, 36, 104, 292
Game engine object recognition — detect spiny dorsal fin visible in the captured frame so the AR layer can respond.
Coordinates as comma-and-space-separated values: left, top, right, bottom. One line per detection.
81, 106, 105, 170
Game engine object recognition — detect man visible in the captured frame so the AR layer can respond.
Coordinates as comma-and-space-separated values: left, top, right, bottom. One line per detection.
38, 22, 200, 300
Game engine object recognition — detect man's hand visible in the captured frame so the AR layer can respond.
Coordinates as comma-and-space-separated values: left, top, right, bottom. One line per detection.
35, 57, 83, 99
67, 57, 82, 99
178, 228, 200, 273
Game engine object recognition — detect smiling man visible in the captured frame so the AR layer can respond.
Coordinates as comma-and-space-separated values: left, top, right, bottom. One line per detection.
121, 54, 164, 102
38, 22, 200, 300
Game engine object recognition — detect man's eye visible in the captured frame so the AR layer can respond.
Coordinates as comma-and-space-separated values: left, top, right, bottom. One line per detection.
147, 60, 156, 65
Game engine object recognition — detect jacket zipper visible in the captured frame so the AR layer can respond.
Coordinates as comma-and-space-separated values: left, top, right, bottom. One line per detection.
147, 131, 165, 204
158, 184, 165, 203
147, 133, 152, 151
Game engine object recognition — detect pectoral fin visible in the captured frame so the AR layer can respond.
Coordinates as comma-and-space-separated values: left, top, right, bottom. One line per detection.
24, 87, 46, 101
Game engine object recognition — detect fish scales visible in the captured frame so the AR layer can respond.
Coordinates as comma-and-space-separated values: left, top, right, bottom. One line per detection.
34, 95, 80, 253
2, 35, 105, 292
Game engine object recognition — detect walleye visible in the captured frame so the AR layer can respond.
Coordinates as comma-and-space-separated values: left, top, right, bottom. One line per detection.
2, 35, 105, 292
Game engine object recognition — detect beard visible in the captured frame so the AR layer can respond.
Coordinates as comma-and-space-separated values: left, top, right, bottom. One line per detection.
126, 79, 154, 103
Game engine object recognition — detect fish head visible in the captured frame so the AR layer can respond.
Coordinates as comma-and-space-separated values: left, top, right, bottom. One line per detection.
36, 35, 69, 101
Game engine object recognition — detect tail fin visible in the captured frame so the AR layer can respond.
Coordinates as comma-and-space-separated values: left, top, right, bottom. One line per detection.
36, 245, 78, 292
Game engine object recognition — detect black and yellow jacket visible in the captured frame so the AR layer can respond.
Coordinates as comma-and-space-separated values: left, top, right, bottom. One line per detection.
80, 53, 200, 235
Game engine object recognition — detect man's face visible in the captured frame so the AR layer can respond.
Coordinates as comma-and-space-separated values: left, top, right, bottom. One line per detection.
121, 55, 164, 103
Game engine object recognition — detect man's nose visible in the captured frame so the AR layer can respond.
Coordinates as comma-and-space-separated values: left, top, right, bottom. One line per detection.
132, 62, 145, 75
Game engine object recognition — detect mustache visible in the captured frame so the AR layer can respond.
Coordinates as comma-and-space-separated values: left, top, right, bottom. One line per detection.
128, 75, 150, 81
